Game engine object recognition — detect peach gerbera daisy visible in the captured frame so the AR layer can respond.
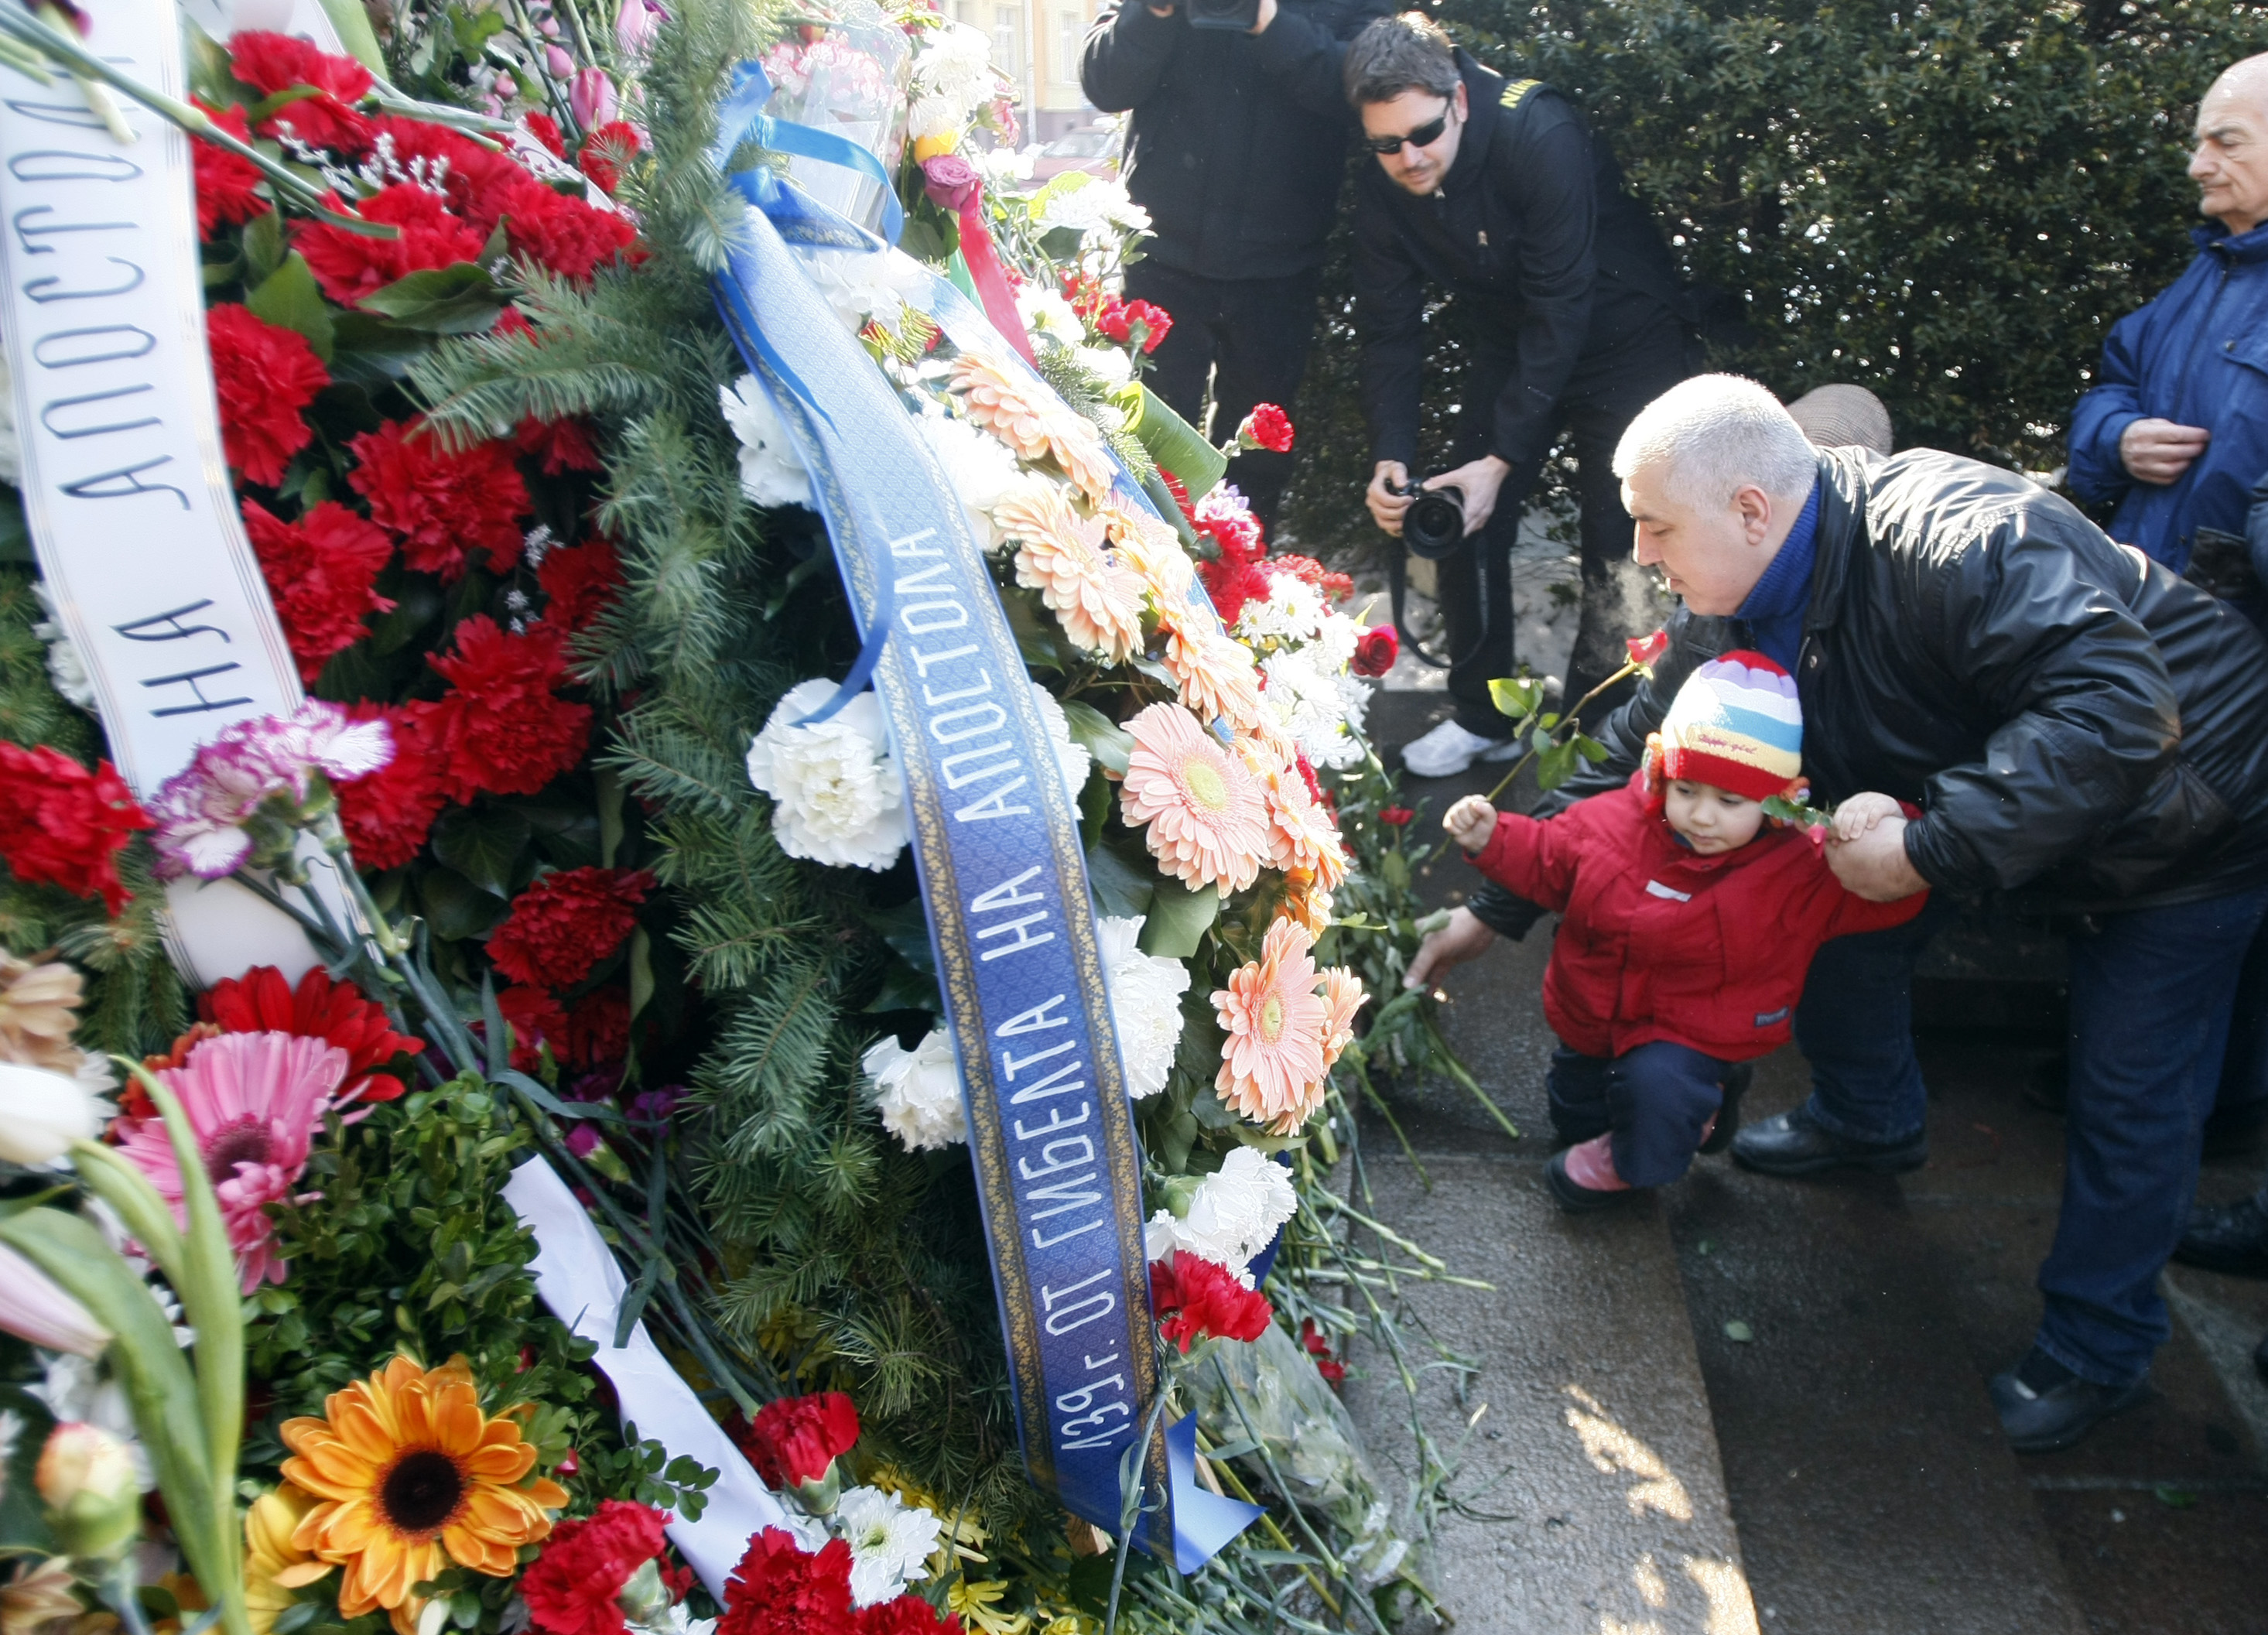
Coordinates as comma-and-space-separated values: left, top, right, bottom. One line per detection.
1100, 501, 1197, 602
1277, 871, 1335, 936
1261, 761, 1349, 888
993, 479, 1146, 661
1121, 702, 1269, 894
1319, 965, 1367, 1069
282, 1356, 567, 1625
1213, 917, 1330, 1134
1165, 625, 1266, 733
951, 352, 1118, 501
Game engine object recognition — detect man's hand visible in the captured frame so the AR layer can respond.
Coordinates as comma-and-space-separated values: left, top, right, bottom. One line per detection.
1828, 791, 1904, 844
1404, 905, 1499, 990
1368, 460, 1412, 535
2119, 417, 2212, 485
1824, 813, 1928, 901
1443, 794, 1497, 854
1428, 454, 1513, 537
1247, 0, 1276, 30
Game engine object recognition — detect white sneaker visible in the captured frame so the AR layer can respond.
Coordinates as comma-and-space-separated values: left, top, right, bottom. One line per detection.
1400, 718, 1521, 778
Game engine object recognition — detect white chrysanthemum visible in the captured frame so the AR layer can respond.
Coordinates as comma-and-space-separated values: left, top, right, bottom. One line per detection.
1263, 647, 1369, 771
1073, 344, 1134, 389
746, 681, 908, 871
1235, 574, 1329, 646
977, 146, 1034, 189
1031, 172, 1148, 238
1309, 607, 1363, 671
1094, 914, 1189, 1100
718, 375, 816, 509
30, 582, 96, 713
863, 1028, 968, 1151
836, 1485, 943, 1607
1144, 1147, 1298, 1281
799, 245, 932, 333
1016, 286, 1085, 347
914, 412, 1022, 548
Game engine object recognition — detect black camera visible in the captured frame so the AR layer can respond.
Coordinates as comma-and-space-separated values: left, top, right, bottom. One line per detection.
1391, 474, 1468, 559
1185, 0, 1262, 29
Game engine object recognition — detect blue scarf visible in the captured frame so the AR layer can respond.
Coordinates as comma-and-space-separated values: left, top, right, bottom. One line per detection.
1737, 479, 1821, 672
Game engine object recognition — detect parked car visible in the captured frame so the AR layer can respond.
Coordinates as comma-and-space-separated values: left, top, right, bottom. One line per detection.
1023, 126, 1119, 188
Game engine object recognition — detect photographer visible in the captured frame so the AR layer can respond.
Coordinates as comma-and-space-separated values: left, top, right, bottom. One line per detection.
1082, 0, 1387, 529
1349, 13, 1690, 775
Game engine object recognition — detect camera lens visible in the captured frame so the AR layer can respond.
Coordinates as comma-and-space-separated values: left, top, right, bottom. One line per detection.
1402, 485, 1466, 559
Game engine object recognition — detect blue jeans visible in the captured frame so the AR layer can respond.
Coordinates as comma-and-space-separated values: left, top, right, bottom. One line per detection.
1548, 1042, 1737, 1188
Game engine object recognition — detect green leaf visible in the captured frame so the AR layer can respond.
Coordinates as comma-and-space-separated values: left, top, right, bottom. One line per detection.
1487, 676, 1542, 722
327, 311, 436, 386
1535, 739, 1580, 790
1086, 832, 1155, 921
246, 253, 335, 361
1059, 698, 1134, 775
357, 263, 508, 334
1761, 794, 1832, 830
419, 864, 509, 941
430, 806, 532, 898
1000, 587, 1066, 672
2153, 1484, 2198, 1509
1722, 1319, 1754, 1343
1138, 875, 1218, 958
1574, 734, 1610, 764
1382, 846, 1411, 894
241, 208, 286, 288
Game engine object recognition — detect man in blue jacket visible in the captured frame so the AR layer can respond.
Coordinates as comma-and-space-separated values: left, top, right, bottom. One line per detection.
2067, 54, 2268, 570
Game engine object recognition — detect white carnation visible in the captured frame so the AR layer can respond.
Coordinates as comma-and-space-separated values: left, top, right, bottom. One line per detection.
746, 681, 908, 871
914, 412, 1023, 546
836, 1485, 943, 1607
799, 245, 933, 333
1144, 1147, 1298, 1280
30, 581, 97, 713
863, 1028, 967, 1151
1095, 914, 1189, 1100
1030, 682, 1092, 803
718, 375, 816, 509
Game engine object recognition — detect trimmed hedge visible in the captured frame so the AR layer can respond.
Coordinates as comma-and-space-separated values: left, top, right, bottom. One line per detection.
1284, 0, 2268, 559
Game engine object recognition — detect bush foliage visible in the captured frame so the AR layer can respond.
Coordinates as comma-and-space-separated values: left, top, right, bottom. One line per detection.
1285, 0, 2268, 559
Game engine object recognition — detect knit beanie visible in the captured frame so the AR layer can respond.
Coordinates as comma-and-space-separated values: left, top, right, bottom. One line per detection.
1651, 650, 1803, 802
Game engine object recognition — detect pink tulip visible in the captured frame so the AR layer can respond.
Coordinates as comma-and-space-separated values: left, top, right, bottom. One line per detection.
616, 0, 665, 53
571, 67, 618, 129
545, 43, 576, 79
0, 1241, 111, 1356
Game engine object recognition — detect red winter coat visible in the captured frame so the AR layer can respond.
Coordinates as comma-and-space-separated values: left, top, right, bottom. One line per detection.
1466, 772, 1928, 1062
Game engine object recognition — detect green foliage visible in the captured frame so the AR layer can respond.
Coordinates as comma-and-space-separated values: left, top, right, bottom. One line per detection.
1285, 0, 2268, 559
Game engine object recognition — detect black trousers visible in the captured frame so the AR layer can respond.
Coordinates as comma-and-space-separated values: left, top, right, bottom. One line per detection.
1438, 318, 1694, 737
1123, 261, 1324, 533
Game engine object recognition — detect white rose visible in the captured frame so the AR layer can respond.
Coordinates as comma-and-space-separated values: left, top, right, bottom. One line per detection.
0, 1061, 100, 1165
1094, 915, 1189, 1100
1144, 1146, 1298, 1280
863, 1028, 967, 1151
746, 682, 908, 871
718, 375, 816, 510
835, 1485, 942, 1607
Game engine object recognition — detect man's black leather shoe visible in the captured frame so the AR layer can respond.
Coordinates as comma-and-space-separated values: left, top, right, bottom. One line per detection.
2171, 1192, 2268, 1278
1989, 1354, 2150, 1453
1699, 1063, 1753, 1155
1729, 1103, 1926, 1177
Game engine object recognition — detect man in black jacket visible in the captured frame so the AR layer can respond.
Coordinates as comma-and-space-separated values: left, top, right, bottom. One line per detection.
1408, 375, 2268, 1452
1081, 0, 1387, 529
1347, 13, 1689, 776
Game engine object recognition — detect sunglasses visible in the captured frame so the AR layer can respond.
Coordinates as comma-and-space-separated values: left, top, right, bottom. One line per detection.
1363, 108, 1450, 156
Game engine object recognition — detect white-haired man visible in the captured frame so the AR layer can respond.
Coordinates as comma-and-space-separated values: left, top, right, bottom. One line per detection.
1409, 375, 2268, 1452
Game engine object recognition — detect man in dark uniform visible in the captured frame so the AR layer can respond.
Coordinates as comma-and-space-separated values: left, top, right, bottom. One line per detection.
1081, 0, 1387, 530
1347, 12, 1690, 776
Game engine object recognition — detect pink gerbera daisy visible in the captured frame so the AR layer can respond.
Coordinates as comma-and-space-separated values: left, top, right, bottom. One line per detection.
1121, 703, 1270, 894
1249, 744, 1348, 889
994, 480, 1146, 662
114, 1030, 351, 1291
1319, 965, 1367, 1069
1163, 625, 1266, 734
1213, 918, 1329, 1134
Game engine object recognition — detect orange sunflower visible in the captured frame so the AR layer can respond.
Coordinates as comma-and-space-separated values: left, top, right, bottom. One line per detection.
281, 1356, 568, 1626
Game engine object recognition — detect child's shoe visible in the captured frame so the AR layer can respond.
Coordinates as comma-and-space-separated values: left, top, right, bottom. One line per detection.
1546, 1134, 1635, 1213
1698, 1062, 1754, 1155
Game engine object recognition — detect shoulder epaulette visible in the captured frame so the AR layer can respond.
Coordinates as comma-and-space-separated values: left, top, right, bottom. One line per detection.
1499, 77, 1541, 110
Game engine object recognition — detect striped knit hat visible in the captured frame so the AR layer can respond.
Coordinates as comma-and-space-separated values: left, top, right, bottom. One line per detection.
1652, 651, 1803, 802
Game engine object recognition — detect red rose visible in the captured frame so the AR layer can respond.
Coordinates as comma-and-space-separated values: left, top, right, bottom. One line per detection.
0, 744, 151, 915
1377, 805, 1414, 827
1148, 1254, 1272, 1353
228, 31, 373, 152
720, 1531, 854, 1635
498, 176, 641, 285
294, 183, 487, 307
737, 1393, 860, 1490
488, 867, 654, 989
1097, 297, 1172, 354
242, 500, 394, 683
920, 153, 981, 213
517, 414, 604, 474
348, 419, 530, 581
422, 617, 594, 802
498, 984, 570, 1074
190, 100, 269, 240
206, 305, 328, 487
1351, 624, 1399, 678
200, 964, 424, 1105
1238, 403, 1295, 453
1625, 628, 1671, 673
521, 1500, 670, 1635
578, 121, 642, 195
334, 702, 446, 871
561, 986, 632, 1070
539, 538, 624, 633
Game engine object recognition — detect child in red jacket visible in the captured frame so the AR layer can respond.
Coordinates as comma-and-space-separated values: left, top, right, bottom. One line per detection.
1442, 651, 1928, 1212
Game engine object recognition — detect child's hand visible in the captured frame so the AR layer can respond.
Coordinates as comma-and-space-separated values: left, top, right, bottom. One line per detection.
1443, 795, 1498, 854
1830, 791, 1904, 843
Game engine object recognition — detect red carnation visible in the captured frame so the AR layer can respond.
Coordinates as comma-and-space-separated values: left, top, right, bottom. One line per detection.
190, 99, 269, 240
1148, 1254, 1271, 1353
517, 414, 604, 475
295, 183, 487, 307
334, 702, 446, 871
1351, 624, 1399, 678
0, 744, 150, 915
1237, 403, 1295, 454
227, 31, 373, 153
539, 538, 624, 633
561, 986, 632, 1070
1298, 1318, 1346, 1384
364, 116, 531, 234
207, 305, 328, 487
498, 177, 641, 285
579, 121, 642, 194
1377, 805, 1414, 827
522, 1500, 670, 1635
737, 1393, 859, 1490
422, 616, 593, 802
524, 111, 567, 159
242, 499, 394, 683
857, 1599, 962, 1635
487, 867, 654, 989
1096, 297, 1172, 354
1196, 556, 1274, 628
348, 419, 530, 581
200, 964, 424, 1104
498, 984, 570, 1074
719, 1531, 854, 1635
